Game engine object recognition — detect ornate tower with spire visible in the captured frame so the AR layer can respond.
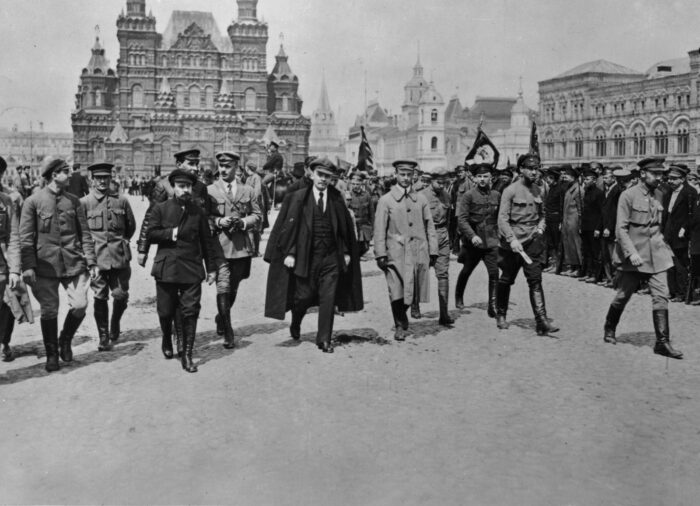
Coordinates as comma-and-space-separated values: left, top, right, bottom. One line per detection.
401, 46, 427, 129
309, 73, 343, 159
267, 44, 301, 115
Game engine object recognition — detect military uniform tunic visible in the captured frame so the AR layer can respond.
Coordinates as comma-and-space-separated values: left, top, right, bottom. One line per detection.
420, 186, 451, 280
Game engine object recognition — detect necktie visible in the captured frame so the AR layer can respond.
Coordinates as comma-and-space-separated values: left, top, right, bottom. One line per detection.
227, 183, 233, 198
318, 191, 324, 212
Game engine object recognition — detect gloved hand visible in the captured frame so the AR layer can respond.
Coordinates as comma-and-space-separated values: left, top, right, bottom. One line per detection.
429, 255, 438, 267
376, 256, 389, 271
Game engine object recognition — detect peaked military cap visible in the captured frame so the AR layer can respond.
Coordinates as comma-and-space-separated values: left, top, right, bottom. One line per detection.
174, 149, 201, 163
468, 163, 493, 176
215, 151, 240, 164
41, 158, 70, 179
668, 163, 689, 177
517, 153, 541, 170
392, 159, 419, 170
87, 162, 114, 177
168, 168, 197, 186
637, 157, 666, 171
612, 167, 632, 178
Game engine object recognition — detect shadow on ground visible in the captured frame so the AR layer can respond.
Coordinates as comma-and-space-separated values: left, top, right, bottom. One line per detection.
616, 331, 655, 348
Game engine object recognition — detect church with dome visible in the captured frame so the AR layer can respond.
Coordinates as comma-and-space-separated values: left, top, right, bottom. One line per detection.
344, 55, 534, 175
71, 0, 310, 175
538, 49, 700, 167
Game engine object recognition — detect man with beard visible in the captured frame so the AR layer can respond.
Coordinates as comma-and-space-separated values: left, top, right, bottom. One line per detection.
580, 166, 605, 283
374, 160, 437, 340
662, 164, 696, 302
209, 152, 261, 348
559, 164, 583, 276
347, 171, 374, 257
80, 163, 136, 351
603, 157, 683, 359
542, 166, 565, 273
492, 165, 514, 194
495, 154, 559, 337
264, 157, 363, 353
148, 169, 219, 372
455, 163, 500, 315
599, 166, 623, 287
420, 167, 454, 326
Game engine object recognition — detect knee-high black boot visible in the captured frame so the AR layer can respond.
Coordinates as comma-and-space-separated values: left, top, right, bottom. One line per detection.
181, 316, 198, 373
0, 303, 15, 362
391, 300, 409, 340
495, 282, 510, 329
41, 318, 60, 372
487, 278, 498, 318
603, 305, 623, 344
159, 317, 174, 359
173, 306, 184, 358
652, 309, 683, 359
110, 298, 128, 342
438, 279, 454, 326
529, 284, 560, 336
455, 269, 468, 309
410, 288, 421, 319
94, 298, 112, 351
59, 309, 85, 362
216, 293, 235, 349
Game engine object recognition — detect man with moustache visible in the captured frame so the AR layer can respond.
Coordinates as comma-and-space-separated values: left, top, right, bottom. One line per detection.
603, 157, 683, 359
208, 152, 261, 349
80, 162, 136, 351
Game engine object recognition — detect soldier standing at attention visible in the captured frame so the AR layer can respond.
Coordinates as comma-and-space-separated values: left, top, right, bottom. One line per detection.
147, 169, 219, 373
347, 171, 375, 257
495, 154, 559, 336
374, 160, 437, 341
20, 158, 97, 372
455, 163, 501, 315
603, 157, 683, 359
208, 152, 261, 349
80, 163, 136, 351
420, 167, 454, 326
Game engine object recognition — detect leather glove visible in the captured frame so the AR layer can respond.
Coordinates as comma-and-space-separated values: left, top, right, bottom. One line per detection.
429, 255, 438, 267
376, 256, 389, 271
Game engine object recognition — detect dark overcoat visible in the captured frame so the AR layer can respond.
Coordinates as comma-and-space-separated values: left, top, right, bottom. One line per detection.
662, 183, 697, 250
263, 185, 363, 320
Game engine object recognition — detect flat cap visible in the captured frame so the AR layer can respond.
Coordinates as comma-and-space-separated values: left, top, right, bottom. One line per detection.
560, 164, 578, 178
637, 157, 666, 171
309, 156, 338, 176
668, 164, 689, 177
612, 167, 632, 178
168, 168, 197, 186
42, 158, 70, 179
215, 151, 240, 163
392, 159, 419, 170
87, 162, 114, 177
517, 153, 541, 170
468, 163, 494, 176
173, 148, 201, 162
582, 167, 598, 178
349, 171, 367, 181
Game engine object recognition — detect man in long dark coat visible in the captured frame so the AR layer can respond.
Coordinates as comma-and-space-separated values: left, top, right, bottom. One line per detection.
263, 157, 363, 353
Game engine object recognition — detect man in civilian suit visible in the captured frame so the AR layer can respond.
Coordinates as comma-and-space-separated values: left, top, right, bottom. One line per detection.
264, 157, 363, 353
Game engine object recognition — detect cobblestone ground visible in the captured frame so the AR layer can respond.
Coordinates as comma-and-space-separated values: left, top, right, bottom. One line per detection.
2, 195, 700, 505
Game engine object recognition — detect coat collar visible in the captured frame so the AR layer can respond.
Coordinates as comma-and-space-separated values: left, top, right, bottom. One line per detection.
390, 184, 417, 202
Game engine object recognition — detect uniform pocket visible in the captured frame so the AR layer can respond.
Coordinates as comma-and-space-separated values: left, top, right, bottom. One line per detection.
629, 203, 649, 225
87, 210, 104, 231
38, 212, 53, 233
110, 208, 125, 231
60, 209, 76, 234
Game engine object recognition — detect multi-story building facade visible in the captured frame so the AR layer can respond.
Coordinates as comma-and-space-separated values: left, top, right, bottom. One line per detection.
538, 53, 700, 167
71, 0, 310, 176
0, 125, 73, 178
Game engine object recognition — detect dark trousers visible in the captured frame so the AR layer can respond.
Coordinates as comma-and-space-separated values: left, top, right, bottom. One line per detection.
580, 230, 601, 278
600, 237, 616, 282
498, 236, 545, 288
294, 251, 340, 345
668, 247, 690, 298
459, 244, 499, 281
156, 282, 202, 319
544, 219, 561, 267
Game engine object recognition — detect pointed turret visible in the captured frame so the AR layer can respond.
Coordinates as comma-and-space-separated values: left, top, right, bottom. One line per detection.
154, 76, 176, 110
215, 78, 236, 113
86, 35, 110, 74
317, 72, 331, 113
267, 44, 301, 114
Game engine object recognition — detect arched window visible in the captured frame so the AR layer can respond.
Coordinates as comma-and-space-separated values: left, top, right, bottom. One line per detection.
594, 130, 606, 157
677, 126, 689, 154
431, 109, 438, 123
131, 84, 143, 108
281, 93, 289, 112
431, 136, 438, 152
574, 132, 583, 158
175, 85, 186, 108
245, 88, 256, 111
654, 125, 668, 154
177, 55, 183, 67
204, 86, 215, 109
612, 128, 625, 157
189, 86, 200, 109
543, 135, 554, 159
162, 56, 168, 67
92, 139, 105, 161
632, 127, 646, 156
94, 88, 103, 107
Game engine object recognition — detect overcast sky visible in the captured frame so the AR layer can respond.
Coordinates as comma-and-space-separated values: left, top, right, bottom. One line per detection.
1, 0, 699, 134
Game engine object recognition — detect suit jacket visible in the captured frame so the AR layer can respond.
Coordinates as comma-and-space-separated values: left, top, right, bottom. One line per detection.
67, 172, 90, 198
147, 197, 219, 284
581, 184, 605, 232
662, 183, 697, 250
264, 185, 363, 319
600, 183, 621, 235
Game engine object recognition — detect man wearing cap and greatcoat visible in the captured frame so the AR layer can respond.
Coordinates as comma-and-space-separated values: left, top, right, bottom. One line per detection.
374, 160, 438, 341
208, 152, 261, 349
20, 158, 97, 372
148, 169, 220, 373
264, 157, 363, 354
496, 154, 559, 337
560, 165, 584, 276
420, 167, 455, 326
604, 157, 683, 359
662, 163, 697, 301
347, 171, 375, 257
80, 163, 136, 351
455, 163, 501, 316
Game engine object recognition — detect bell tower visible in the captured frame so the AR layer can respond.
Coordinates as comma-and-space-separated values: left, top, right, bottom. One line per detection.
126, 0, 146, 17
237, 0, 258, 21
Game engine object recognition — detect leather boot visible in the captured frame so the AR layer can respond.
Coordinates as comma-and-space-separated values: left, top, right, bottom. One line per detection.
290, 308, 304, 340
110, 298, 128, 342
438, 279, 454, 326
0, 304, 15, 362
94, 298, 112, 351
159, 316, 174, 359
652, 309, 683, 359
173, 306, 184, 358
495, 282, 510, 329
603, 305, 622, 344
215, 315, 224, 336
529, 284, 560, 336
216, 293, 235, 349
181, 316, 198, 373
455, 269, 468, 309
59, 309, 85, 362
391, 300, 409, 340
487, 278, 498, 318
41, 318, 60, 372
410, 293, 421, 319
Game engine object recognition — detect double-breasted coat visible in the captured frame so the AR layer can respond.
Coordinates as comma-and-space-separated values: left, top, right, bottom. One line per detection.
662, 182, 697, 251
374, 185, 438, 304
208, 180, 261, 259
263, 185, 363, 320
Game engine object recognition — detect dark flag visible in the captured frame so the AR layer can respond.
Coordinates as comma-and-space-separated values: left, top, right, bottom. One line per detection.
357, 126, 374, 173
465, 128, 500, 169
529, 121, 540, 157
